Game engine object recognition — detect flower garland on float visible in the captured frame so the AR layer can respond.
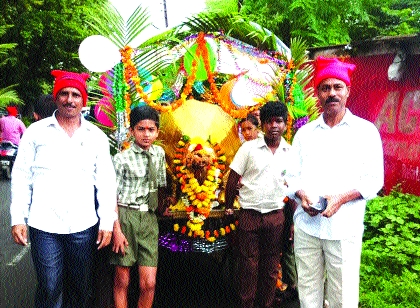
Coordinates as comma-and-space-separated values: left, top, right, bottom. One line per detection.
115, 32, 264, 121
169, 135, 238, 242
102, 30, 318, 152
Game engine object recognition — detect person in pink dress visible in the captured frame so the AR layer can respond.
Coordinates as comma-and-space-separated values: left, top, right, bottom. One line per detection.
0, 106, 26, 145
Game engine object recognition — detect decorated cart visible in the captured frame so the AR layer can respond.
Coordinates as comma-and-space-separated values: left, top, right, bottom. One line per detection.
79, 4, 319, 255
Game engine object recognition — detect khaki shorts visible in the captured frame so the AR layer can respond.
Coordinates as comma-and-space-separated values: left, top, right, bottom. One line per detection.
110, 206, 159, 267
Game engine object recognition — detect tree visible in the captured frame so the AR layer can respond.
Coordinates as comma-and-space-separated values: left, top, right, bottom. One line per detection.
0, 25, 22, 109
0, 0, 106, 115
239, 0, 420, 47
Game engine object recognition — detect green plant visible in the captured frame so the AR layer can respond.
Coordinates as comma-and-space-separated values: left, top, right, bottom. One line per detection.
359, 190, 420, 306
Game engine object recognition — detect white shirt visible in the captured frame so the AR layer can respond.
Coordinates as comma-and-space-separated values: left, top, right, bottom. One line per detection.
289, 109, 384, 240
10, 113, 117, 233
230, 136, 293, 213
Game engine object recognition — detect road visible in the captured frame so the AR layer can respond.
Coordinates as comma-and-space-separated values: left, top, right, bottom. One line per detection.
0, 178, 36, 308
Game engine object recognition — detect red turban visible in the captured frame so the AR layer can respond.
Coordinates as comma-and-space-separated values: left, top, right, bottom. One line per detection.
6, 106, 18, 117
51, 70, 90, 106
314, 57, 356, 89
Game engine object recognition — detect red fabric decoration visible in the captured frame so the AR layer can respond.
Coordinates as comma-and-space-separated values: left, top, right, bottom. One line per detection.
51, 70, 90, 106
314, 57, 356, 89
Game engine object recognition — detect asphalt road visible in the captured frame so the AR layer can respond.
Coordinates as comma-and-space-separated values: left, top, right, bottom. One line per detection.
0, 177, 36, 308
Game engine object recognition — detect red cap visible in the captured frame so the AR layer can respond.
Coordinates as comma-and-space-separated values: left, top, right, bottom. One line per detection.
6, 106, 18, 117
51, 70, 90, 106
314, 57, 356, 89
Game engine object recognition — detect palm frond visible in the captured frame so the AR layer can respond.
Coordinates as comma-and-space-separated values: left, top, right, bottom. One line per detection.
0, 85, 23, 109
133, 45, 173, 76
125, 6, 152, 46
176, 12, 286, 52
290, 37, 309, 69
85, 2, 152, 48
85, 3, 125, 47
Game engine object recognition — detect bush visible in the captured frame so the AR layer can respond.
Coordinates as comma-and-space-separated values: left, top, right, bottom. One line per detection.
359, 190, 420, 307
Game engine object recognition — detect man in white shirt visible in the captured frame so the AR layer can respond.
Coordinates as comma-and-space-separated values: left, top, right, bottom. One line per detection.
10, 70, 117, 308
289, 57, 384, 308
225, 101, 293, 308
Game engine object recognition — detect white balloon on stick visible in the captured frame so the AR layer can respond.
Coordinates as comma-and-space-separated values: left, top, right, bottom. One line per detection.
78, 35, 121, 72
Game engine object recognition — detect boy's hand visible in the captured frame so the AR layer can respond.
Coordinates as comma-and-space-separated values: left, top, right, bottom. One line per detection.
112, 230, 129, 255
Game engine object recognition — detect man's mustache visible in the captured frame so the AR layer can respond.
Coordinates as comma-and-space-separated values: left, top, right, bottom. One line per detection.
326, 97, 340, 104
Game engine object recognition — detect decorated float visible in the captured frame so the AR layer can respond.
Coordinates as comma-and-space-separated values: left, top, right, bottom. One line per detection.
79, 3, 319, 253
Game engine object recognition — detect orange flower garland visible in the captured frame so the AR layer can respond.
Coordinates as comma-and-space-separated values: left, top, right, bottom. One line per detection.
120, 46, 136, 125
119, 44, 200, 115
174, 220, 238, 242
170, 136, 230, 240
118, 34, 269, 120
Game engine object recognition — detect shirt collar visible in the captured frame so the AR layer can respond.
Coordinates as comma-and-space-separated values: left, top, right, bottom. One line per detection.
131, 142, 156, 155
256, 135, 291, 150
45, 111, 90, 131
315, 108, 355, 129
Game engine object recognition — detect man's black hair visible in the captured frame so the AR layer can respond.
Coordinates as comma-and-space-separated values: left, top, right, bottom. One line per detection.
34, 94, 56, 119
130, 105, 160, 129
259, 101, 288, 124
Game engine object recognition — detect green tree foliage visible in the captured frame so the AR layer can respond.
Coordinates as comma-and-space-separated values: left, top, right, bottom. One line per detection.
0, 25, 22, 109
239, 0, 420, 47
205, 0, 239, 14
0, 0, 106, 115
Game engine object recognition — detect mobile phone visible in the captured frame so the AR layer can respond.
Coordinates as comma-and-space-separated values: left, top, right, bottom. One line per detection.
310, 196, 328, 212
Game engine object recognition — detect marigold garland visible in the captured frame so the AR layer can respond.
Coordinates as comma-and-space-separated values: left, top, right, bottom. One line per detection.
113, 33, 309, 147
118, 33, 267, 120
170, 135, 233, 241
173, 221, 238, 241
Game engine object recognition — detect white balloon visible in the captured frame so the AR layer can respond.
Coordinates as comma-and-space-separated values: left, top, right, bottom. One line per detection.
78, 35, 121, 73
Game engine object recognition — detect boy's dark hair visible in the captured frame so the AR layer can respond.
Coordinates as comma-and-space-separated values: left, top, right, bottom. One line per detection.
239, 113, 259, 128
34, 94, 56, 119
130, 105, 160, 129
259, 101, 288, 124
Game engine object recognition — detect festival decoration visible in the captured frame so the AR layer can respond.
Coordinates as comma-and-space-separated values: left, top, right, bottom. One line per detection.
81, 4, 319, 246
184, 41, 217, 81
94, 97, 114, 127
170, 136, 225, 229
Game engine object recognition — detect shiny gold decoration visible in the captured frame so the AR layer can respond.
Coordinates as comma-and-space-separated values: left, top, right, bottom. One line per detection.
159, 99, 241, 167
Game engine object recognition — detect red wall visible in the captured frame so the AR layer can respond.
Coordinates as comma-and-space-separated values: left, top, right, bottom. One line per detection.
346, 54, 420, 195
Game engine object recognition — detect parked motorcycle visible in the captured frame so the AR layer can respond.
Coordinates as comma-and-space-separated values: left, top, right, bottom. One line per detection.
0, 141, 18, 179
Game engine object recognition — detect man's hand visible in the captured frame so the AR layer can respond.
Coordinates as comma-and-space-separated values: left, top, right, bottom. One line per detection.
112, 230, 129, 255
96, 230, 112, 249
321, 195, 343, 218
295, 190, 319, 217
11, 224, 28, 246
321, 190, 362, 218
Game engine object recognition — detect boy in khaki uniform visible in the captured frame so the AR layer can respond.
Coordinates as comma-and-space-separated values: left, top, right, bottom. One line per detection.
111, 106, 168, 308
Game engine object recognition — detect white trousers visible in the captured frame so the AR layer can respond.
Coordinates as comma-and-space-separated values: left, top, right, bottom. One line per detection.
294, 226, 363, 308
